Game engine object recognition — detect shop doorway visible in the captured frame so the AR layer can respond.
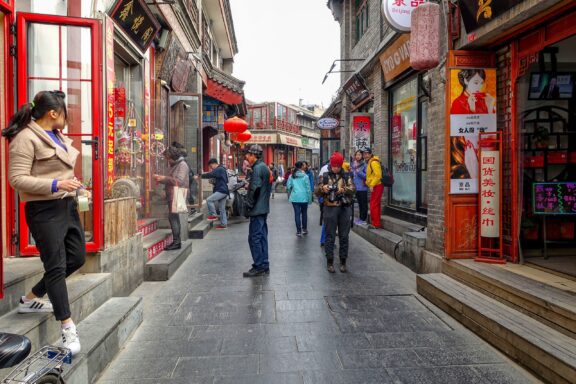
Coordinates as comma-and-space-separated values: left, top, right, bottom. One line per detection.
517, 34, 576, 277
15, 13, 103, 255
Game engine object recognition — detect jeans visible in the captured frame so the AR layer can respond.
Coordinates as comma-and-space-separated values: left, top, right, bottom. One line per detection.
271, 182, 277, 196
324, 205, 352, 264
26, 198, 86, 321
292, 202, 308, 233
168, 212, 181, 244
320, 224, 326, 245
356, 190, 368, 221
248, 214, 269, 271
207, 191, 228, 226
369, 184, 384, 228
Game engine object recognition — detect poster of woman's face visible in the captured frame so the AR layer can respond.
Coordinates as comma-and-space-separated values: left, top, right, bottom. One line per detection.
449, 68, 497, 194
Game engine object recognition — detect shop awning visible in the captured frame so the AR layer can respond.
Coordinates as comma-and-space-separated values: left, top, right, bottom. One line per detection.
246, 133, 278, 145
279, 133, 303, 148
205, 67, 245, 106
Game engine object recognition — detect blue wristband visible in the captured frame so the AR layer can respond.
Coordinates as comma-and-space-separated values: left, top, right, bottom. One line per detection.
51, 179, 58, 193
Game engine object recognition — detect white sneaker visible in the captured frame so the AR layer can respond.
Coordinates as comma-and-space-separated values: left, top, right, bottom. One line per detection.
61, 326, 81, 356
18, 298, 53, 313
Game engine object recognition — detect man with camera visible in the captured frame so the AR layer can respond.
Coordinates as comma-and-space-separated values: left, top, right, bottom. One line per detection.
315, 152, 356, 273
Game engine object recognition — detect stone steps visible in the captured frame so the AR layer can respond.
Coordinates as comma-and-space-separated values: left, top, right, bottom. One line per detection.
380, 214, 424, 237
144, 240, 193, 281
142, 229, 173, 261
443, 259, 576, 339
188, 220, 213, 239
351, 224, 403, 259
417, 273, 576, 384
187, 211, 204, 228
0, 257, 45, 317
62, 297, 143, 384
0, 272, 112, 352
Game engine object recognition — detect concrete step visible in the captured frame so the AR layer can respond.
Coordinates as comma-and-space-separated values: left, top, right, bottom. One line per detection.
137, 218, 158, 237
187, 211, 204, 228
0, 273, 112, 352
444, 259, 576, 339
144, 240, 193, 281
417, 273, 576, 384
352, 223, 403, 258
0, 257, 44, 317
62, 297, 143, 384
142, 229, 173, 261
380, 214, 424, 237
188, 220, 213, 239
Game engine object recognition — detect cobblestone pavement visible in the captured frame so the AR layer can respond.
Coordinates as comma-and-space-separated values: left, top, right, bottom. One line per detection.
97, 195, 540, 384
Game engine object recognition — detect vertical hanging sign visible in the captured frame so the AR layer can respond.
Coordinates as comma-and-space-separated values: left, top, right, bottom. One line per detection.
479, 150, 500, 237
351, 114, 372, 151
144, 54, 151, 214
105, 16, 116, 191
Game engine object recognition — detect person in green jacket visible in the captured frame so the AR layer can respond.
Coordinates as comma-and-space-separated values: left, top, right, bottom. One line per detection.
243, 145, 272, 277
287, 161, 312, 237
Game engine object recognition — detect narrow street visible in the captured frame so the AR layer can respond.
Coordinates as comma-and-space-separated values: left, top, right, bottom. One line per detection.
97, 196, 538, 384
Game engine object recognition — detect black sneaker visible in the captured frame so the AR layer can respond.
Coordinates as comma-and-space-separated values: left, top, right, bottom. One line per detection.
296, 232, 302, 237
243, 268, 267, 277
302, 229, 308, 235
165, 242, 181, 251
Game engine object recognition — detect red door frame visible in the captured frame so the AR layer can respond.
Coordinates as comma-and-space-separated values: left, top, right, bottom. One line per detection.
15, 12, 103, 255
0, 0, 14, 299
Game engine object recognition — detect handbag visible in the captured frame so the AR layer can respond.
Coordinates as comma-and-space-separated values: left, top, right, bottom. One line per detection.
171, 186, 189, 213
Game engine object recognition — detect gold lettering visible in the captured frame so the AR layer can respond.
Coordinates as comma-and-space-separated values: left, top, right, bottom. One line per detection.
476, 0, 493, 22
131, 15, 144, 33
141, 26, 154, 42
119, 0, 134, 22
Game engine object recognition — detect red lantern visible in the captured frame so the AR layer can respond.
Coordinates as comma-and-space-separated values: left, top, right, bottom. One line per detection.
230, 133, 239, 142
235, 130, 252, 143
224, 116, 248, 133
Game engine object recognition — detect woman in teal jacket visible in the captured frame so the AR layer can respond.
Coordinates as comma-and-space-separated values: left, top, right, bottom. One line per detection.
287, 161, 312, 236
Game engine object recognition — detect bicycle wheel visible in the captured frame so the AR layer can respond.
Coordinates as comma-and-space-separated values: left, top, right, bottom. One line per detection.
33, 372, 64, 384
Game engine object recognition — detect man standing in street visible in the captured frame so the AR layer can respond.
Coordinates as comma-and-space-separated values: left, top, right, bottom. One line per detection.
243, 145, 272, 277
363, 148, 383, 229
316, 152, 356, 273
269, 163, 279, 199
195, 158, 229, 230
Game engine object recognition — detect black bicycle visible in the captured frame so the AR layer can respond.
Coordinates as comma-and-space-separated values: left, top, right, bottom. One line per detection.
0, 333, 71, 384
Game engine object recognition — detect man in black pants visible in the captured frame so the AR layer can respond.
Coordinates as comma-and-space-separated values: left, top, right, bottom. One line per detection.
315, 152, 356, 273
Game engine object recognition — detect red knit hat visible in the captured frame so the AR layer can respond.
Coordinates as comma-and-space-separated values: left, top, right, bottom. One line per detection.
330, 152, 344, 167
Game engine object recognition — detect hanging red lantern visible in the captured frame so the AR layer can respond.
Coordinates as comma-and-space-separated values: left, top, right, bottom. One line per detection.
229, 133, 239, 142
224, 116, 248, 133
235, 129, 252, 143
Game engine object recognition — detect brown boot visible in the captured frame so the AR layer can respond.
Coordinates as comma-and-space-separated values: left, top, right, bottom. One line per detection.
327, 264, 335, 273
339, 264, 347, 273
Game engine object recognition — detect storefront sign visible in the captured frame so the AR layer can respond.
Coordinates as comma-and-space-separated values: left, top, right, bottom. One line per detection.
480, 150, 500, 237
279, 134, 303, 148
109, 0, 161, 52
344, 74, 371, 106
458, 0, 524, 33
317, 117, 339, 130
533, 183, 576, 215
379, 34, 412, 83
351, 114, 372, 151
449, 68, 497, 194
172, 58, 192, 93
247, 133, 277, 145
105, 16, 116, 190
391, 114, 402, 155
382, 0, 426, 32
301, 137, 320, 150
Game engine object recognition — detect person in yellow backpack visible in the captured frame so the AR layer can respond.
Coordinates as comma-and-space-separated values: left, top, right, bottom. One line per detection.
363, 148, 383, 229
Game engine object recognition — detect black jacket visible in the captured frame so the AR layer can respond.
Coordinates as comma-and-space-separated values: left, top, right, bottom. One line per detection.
200, 165, 229, 195
245, 159, 271, 217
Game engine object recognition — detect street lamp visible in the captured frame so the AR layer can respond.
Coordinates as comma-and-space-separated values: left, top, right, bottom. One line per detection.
321, 59, 364, 84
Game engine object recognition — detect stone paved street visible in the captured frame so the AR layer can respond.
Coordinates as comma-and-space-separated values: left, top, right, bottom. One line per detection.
97, 196, 539, 383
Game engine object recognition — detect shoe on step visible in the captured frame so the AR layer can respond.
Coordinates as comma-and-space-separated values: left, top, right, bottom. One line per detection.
18, 297, 53, 313
165, 242, 181, 251
61, 325, 81, 356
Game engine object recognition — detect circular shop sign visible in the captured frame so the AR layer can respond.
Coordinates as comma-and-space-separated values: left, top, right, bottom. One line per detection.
317, 117, 340, 130
382, 0, 421, 32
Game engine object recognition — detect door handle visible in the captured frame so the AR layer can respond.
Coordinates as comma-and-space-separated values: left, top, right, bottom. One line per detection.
81, 136, 99, 160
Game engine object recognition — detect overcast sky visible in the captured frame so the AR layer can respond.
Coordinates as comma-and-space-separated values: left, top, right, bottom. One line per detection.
229, 0, 341, 108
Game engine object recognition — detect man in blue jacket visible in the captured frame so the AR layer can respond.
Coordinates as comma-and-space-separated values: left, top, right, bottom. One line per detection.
196, 158, 229, 230
243, 145, 272, 277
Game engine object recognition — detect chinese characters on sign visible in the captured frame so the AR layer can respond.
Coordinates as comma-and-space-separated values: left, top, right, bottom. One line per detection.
449, 68, 497, 194
479, 150, 499, 238
458, 0, 523, 33
351, 114, 372, 151
382, 0, 426, 32
344, 75, 371, 106
533, 183, 576, 215
105, 17, 116, 190
109, 0, 161, 52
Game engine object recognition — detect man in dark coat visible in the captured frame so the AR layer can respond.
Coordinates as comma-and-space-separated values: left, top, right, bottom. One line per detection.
243, 144, 272, 277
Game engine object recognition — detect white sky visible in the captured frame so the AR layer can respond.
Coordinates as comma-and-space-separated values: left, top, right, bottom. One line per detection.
229, 0, 341, 108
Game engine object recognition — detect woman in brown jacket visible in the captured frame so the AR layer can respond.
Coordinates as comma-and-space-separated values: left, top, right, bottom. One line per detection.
2, 90, 87, 355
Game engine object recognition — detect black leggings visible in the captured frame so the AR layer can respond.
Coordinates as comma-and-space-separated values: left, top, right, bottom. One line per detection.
26, 198, 86, 321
